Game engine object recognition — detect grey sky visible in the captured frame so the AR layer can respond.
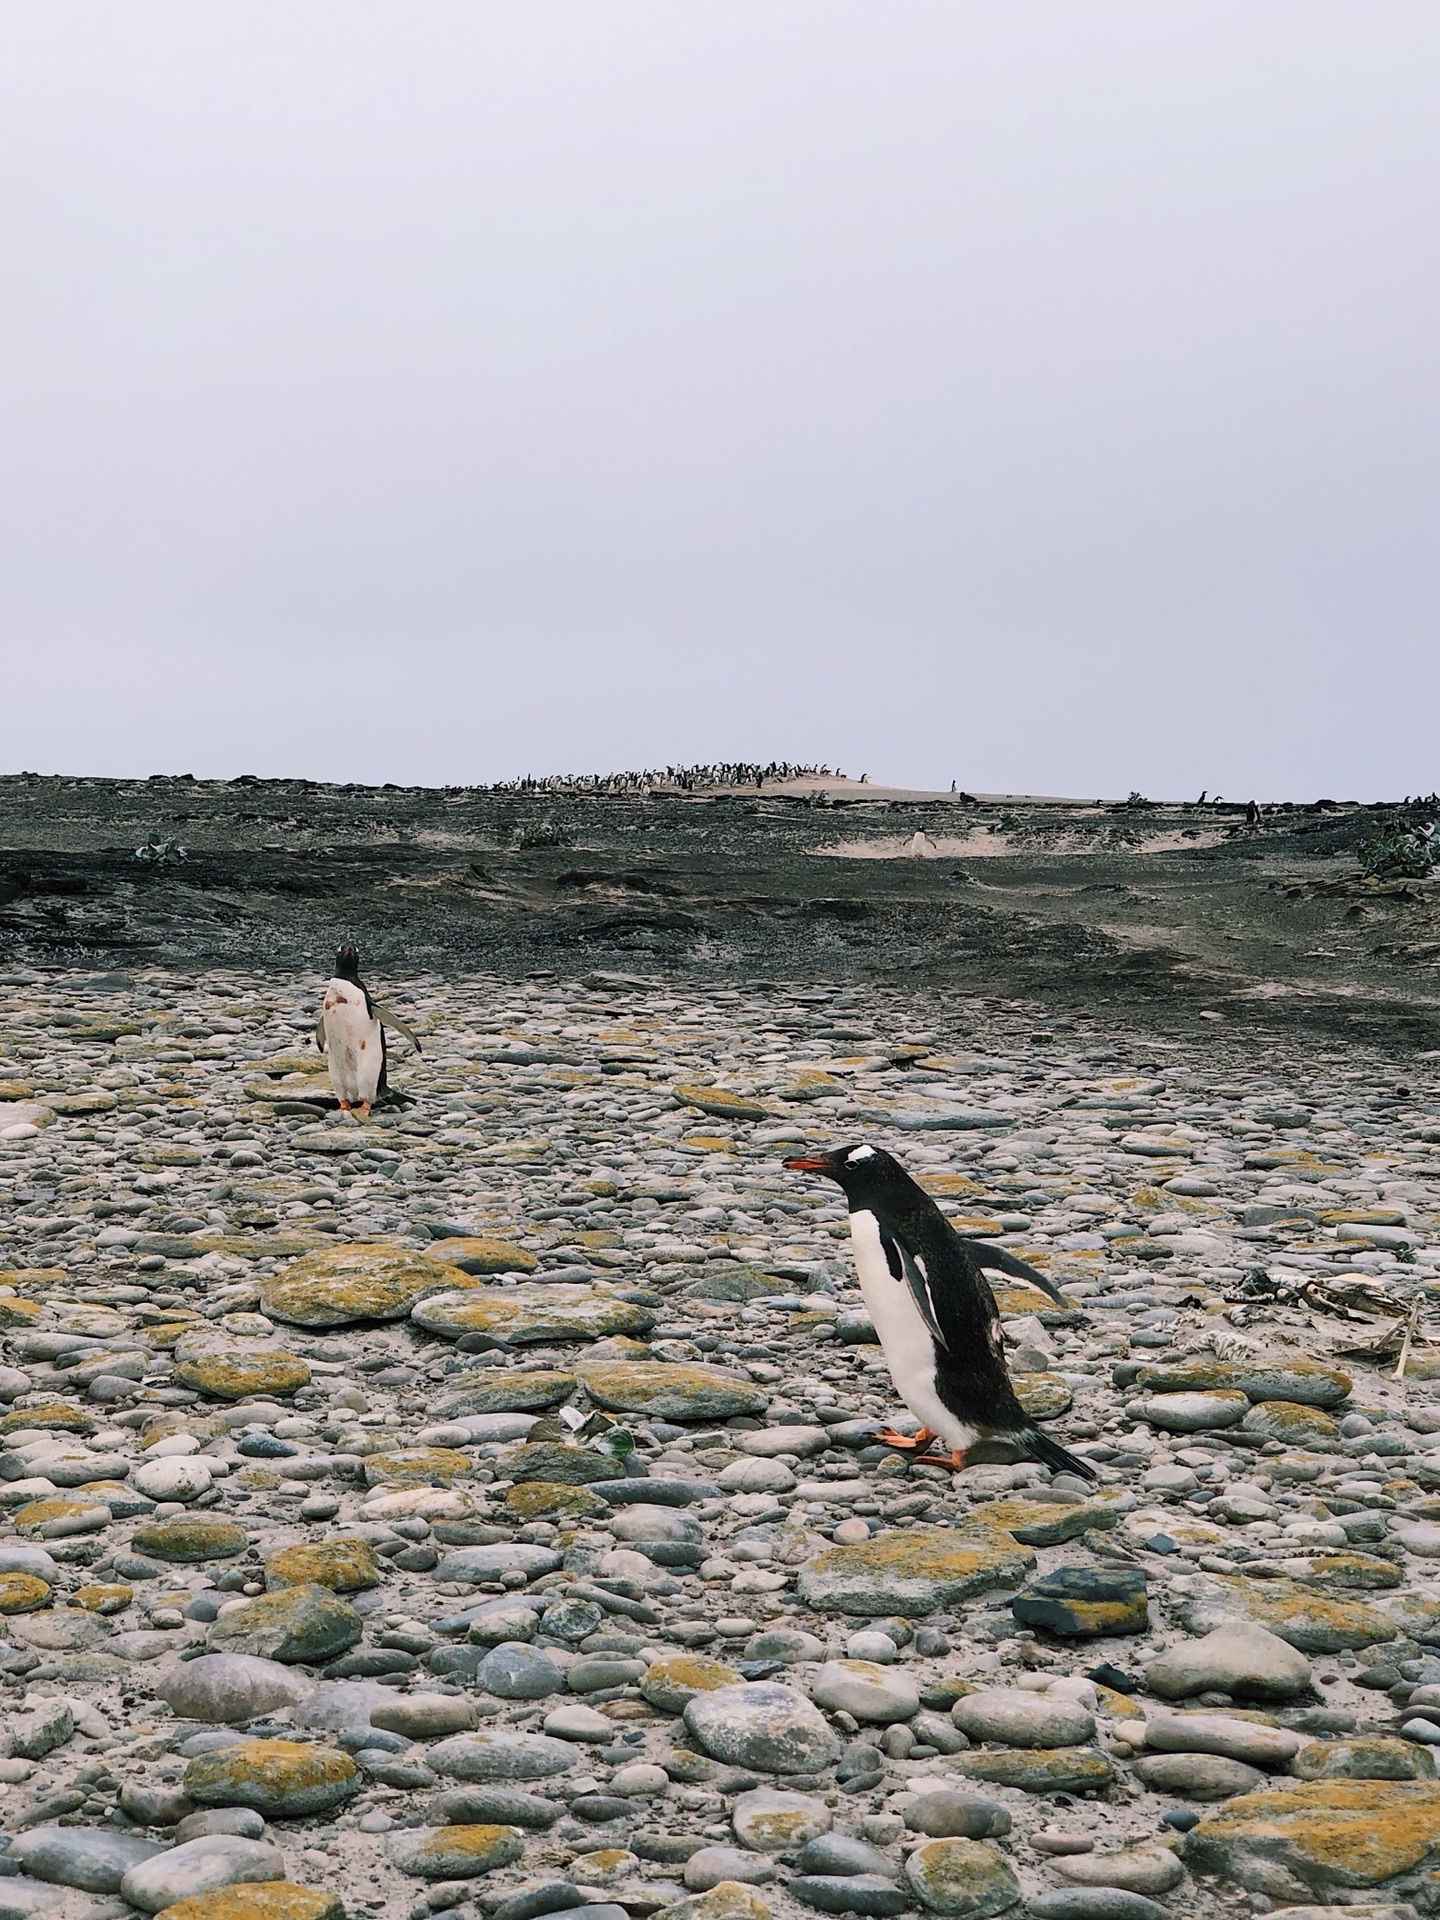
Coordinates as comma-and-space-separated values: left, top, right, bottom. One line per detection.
3, 3, 1437, 799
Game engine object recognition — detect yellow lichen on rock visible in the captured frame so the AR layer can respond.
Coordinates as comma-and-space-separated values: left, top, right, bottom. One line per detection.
1185, 1779, 1440, 1896
264, 1539, 379, 1593
0, 1572, 52, 1612
642, 1654, 745, 1713
261, 1243, 485, 1327
156, 1887, 344, 1920
361, 1448, 471, 1488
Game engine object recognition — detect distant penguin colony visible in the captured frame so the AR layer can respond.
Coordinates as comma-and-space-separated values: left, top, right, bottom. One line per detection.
786, 1143, 1098, 1481
315, 945, 422, 1119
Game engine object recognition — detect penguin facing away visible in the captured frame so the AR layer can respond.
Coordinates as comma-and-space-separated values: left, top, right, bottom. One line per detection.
315, 946, 422, 1119
785, 1143, 1097, 1481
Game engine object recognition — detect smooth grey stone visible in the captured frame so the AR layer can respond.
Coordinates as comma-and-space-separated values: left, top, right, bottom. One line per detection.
172, 1809, 267, 1843
6, 1829, 165, 1895
119, 1837, 285, 1913
683, 1848, 777, 1891
566, 1655, 646, 1692
1132, 1752, 1266, 1801
490, 1883, 584, 1920
796, 1836, 898, 1878
790, 1875, 910, 1915
337, 1727, 411, 1754
684, 1682, 841, 1775
433, 1544, 562, 1583
568, 1795, 634, 1822
952, 1689, 1094, 1749
427, 1785, 562, 1828
118, 1780, 195, 1826
1146, 1623, 1311, 1702
901, 1790, 1011, 1839
1028, 1893, 1170, 1920
0, 1880, 74, 1919
744, 1630, 825, 1664
0, 1548, 59, 1583
153, 1652, 313, 1725
479, 1642, 564, 1699
178, 1731, 249, 1758
516, 1908, 629, 1920
427, 1727, 579, 1781
591, 1480, 713, 1506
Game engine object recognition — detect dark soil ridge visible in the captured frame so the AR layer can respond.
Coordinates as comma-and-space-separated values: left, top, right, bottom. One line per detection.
1, 774, 1437, 1054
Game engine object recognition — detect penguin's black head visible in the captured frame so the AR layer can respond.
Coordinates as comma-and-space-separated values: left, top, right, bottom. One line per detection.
333, 945, 363, 985
784, 1142, 912, 1207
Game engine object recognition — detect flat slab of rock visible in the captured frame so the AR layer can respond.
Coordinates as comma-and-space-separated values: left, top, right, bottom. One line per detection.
797, 1527, 1034, 1616
170, 1332, 310, 1401
435, 1372, 576, 1416
577, 1360, 768, 1420
1013, 1566, 1148, 1638
970, 1497, 1119, 1547
1133, 1359, 1352, 1408
414, 1284, 655, 1345
1184, 1780, 1440, 1900
954, 1748, 1114, 1795
183, 1739, 359, 1818
1171, 1574, 1397, 1654
261, 1244, 485, 1325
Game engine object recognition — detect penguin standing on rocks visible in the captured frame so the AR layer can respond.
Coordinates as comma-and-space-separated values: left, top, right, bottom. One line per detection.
785, 1143, 1097, 1480
315, 946, 422, 1119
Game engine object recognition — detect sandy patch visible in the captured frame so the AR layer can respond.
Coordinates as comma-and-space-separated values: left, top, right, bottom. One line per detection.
813, 828, 1228, 860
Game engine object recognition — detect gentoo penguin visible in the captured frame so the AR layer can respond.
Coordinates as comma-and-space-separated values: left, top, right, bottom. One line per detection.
785, 1143, 1096, 1480
315, 946, 422, 1119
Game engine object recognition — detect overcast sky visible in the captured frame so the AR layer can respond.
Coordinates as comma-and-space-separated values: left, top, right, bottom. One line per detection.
3, 3, 1437, 799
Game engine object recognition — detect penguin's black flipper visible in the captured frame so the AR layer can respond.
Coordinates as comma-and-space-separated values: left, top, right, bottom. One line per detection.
880, 1225, 948, 1351
314, 1016, 327, 1053
373, 1007, 423, 1056
1019, 1423, 1098, 1482
958, 1236, 1070, 1308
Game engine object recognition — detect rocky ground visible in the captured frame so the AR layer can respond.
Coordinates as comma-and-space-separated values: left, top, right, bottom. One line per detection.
0, 959, 1439, 1920
3, 773, 1439, 1052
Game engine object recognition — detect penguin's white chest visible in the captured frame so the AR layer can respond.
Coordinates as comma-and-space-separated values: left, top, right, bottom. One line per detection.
322, 980, 382, 1104
848, 1208, 979, 1453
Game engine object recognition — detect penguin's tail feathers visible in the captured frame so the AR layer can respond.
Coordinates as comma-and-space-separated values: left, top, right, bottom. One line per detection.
1019, 1425, 1098, 1482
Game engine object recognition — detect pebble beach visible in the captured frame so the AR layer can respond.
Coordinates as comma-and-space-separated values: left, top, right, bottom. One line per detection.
1, 962, 1439, 1920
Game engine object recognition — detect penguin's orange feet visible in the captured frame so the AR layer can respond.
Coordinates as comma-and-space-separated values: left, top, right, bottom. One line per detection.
876, 1426, 936, 1453
356, 1101, 371, 1119
917, 1449, 968, 1473
338, 1100, 351, 1114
